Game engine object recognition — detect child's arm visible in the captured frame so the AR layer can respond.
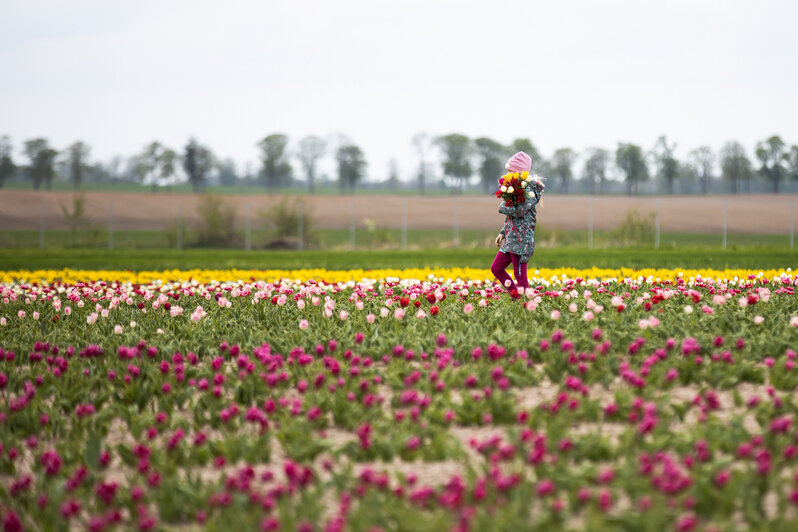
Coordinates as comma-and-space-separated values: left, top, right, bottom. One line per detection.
529, 176, 545, 205
498, 201, 532, 218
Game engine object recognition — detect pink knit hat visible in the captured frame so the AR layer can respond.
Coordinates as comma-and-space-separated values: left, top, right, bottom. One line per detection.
505, 151, 532, 173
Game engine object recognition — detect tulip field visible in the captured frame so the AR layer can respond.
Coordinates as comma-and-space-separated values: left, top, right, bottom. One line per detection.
3, 266, 798, 531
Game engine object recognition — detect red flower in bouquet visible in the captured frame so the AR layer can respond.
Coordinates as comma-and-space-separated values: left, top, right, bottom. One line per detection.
496, 171, 533, 206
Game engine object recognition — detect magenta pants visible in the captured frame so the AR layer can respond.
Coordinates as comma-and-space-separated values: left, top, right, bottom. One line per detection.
491, 251, 528, 292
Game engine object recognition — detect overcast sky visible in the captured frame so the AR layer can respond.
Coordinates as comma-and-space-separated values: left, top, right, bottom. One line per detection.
2, 0, 797, 182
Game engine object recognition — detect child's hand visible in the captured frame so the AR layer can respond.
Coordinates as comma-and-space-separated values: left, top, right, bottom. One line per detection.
495, 234, 505, 247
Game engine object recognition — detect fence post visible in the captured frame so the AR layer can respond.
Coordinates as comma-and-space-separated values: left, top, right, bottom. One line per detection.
722, 199, 727, 250
297, 201, 304, 251
245, 203, 251, 251
109, 202, 114, 250
39, 201, 45, 250
349, 200, 355, 250
655, 197, 660, 248
401, 197, 408, 250
177, 204, 183, 251
588, 196, 594, 249
453, 196, 460, 248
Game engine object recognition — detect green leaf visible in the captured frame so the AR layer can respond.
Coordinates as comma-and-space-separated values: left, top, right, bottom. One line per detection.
84, 431, 101, 470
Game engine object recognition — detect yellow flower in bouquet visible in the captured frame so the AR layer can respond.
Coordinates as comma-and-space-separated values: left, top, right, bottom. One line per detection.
496, 172, 528, 205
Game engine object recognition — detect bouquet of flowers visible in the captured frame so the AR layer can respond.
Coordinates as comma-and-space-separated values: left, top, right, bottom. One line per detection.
495, 171, 540, 206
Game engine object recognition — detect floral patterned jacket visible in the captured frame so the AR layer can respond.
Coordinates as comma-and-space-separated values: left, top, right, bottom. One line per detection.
498, 179, 544, 263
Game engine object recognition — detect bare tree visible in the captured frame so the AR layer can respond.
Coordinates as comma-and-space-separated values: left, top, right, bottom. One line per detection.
24, 138, 58, 190
159, 148, 178, 188
387, 158, 400, 190
652, 136, 679, 194
474, 137, 507, 194
720, 141, 752, 194
336, 142, 366, 194
297, 135, 326, 194
615, 143, 649, 195
788, 145, 798, 191
67, 141, 91, 191
756, 136, 788, 194
411, 132, 430, 194
435, 133, 473, 194
218, 158, 238, 187
141, 141, 164, 192
551, 148, 577, 194
582, 148, 609, 195
106, 156, 123, 181
0, 135, 15, 188
257, 134, 293, 192
688, 146, 714, 195
183, 139, 215, 193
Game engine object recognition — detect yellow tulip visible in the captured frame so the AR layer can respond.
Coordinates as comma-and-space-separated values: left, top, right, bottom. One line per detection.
0, 268, 793, 285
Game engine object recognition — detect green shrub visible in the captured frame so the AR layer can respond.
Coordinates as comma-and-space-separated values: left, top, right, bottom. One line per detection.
196, 193, 238, 247
259, 197, 316, 248
363, 218, 395, 249
614, 208, 655, 246
58, 194, 103, 247
164, 218, 189, 249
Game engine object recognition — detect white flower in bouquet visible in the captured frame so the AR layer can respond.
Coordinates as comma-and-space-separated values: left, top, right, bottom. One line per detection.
500, 185, 507, 192
507, 186, 514, 193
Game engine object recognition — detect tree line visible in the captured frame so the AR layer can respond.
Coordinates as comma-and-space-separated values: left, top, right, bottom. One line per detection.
432, 134, 798, 196
0, 133, 797, 195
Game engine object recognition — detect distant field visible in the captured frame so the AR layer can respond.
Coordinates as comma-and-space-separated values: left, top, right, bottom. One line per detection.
1, 247, 796, 271
2, 189, 797, 235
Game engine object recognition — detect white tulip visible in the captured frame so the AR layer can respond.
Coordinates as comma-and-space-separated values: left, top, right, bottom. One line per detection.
507, 186, 514, 193
500, 185, 507, 192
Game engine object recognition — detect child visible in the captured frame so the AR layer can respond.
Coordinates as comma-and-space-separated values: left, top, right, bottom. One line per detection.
491, 151, 545, 296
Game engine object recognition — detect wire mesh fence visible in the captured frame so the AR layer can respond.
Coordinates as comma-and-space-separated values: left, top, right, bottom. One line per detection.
1, 190, 796, 251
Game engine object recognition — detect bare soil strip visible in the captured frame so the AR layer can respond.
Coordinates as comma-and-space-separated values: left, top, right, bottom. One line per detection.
0, 190, 794, 233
